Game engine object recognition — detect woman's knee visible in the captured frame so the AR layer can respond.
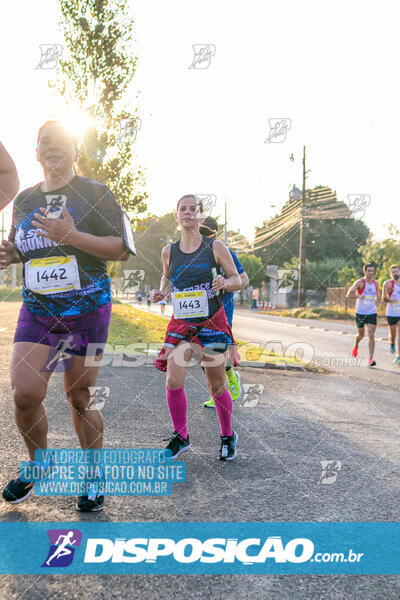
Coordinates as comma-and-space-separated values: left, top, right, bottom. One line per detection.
13, 388, 44, 412
67, 388, 90, 412
208, 379, 226, 397
166, 375, 184, 390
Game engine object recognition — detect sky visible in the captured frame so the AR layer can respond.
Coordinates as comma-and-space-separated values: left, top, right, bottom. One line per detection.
1, 0, 399, 243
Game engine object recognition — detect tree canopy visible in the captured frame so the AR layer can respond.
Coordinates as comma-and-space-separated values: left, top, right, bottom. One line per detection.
254, 187, 370, 270
54, 0, 147, 213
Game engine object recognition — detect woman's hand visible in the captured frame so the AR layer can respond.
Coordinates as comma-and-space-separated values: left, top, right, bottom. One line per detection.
150, 289, 165, 303
212, 274, 227, 292
32, 206, 78, 244
0, 240, 18, 269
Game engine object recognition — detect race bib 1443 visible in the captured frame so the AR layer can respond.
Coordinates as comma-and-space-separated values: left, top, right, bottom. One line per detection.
172, 290, 209, 319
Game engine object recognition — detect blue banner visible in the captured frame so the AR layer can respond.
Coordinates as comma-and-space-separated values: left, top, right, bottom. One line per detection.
0, 522, 399, 574
18, 449, 186, 496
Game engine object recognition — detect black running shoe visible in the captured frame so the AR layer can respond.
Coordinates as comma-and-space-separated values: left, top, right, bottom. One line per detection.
76, 494, 104, 512
164, 431, 191, 459
2, 477, 35, 504
219, 431, 238, 461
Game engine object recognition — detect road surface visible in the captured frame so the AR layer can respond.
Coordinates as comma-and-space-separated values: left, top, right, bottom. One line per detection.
130, 300, 400, 387
0, 301, 399, 599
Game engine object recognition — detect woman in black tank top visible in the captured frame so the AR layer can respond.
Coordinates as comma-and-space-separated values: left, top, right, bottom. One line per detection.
150, 194, 242, 462
168, 233, 221, 323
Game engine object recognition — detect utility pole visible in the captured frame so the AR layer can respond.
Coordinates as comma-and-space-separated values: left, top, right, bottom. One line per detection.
298, 146, 309, 307
1, 209, 4, 242
0, 210, 5, 286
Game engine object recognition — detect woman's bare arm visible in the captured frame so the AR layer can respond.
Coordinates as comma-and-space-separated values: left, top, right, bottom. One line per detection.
0, 142, 19, 209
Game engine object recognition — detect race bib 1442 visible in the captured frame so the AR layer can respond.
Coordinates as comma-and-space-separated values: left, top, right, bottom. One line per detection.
25, 256, 81, 295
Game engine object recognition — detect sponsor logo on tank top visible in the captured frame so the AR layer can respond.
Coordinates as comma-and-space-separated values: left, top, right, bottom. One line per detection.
172, 281, 216, 299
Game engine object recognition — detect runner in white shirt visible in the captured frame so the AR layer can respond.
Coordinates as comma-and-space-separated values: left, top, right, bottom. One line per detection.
382, 264, 400, 365
346, 264, 380, 367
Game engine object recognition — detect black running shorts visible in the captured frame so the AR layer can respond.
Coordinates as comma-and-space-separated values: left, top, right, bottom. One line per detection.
355, 313, 377, 328
387, 315, 400, 326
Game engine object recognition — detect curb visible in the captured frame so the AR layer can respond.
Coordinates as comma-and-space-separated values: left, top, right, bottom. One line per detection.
238, 360, 307, 372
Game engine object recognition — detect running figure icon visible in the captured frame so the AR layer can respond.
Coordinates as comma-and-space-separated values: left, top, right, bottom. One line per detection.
44, 335, 75, 370
45, 531, 77, 566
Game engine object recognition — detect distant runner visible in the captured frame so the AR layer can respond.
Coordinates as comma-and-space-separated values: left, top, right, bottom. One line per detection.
251, 287, 258, 310
346, 263, 379, 367
382, 264, 400, 365
159, 297, 167, 316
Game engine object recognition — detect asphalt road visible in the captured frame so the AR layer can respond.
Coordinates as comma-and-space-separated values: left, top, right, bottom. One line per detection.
131, 300, 400, 386
232, 308, 400, 386
0, 302, 399, 599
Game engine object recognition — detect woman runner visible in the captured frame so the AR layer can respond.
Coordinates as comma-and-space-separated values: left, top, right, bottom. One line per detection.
151, 194, 241, 461
0, 121, 129, 511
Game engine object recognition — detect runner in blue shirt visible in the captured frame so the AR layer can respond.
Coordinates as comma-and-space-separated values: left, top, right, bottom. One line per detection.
199, 216, 249, 407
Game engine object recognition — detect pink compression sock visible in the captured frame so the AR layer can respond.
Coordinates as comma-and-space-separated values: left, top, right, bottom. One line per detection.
213, 388, 233, 437
166, 386, 188, 439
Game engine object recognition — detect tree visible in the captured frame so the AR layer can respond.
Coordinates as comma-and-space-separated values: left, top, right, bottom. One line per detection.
54, 0, 147, 213
338, 266, 359, 287
120, 212, 181, 290
360, 225, 400, 285
254, 186, 370, 267
225, 230, 251, 254
238, 254, 265, 288
284, 257, 358, 290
